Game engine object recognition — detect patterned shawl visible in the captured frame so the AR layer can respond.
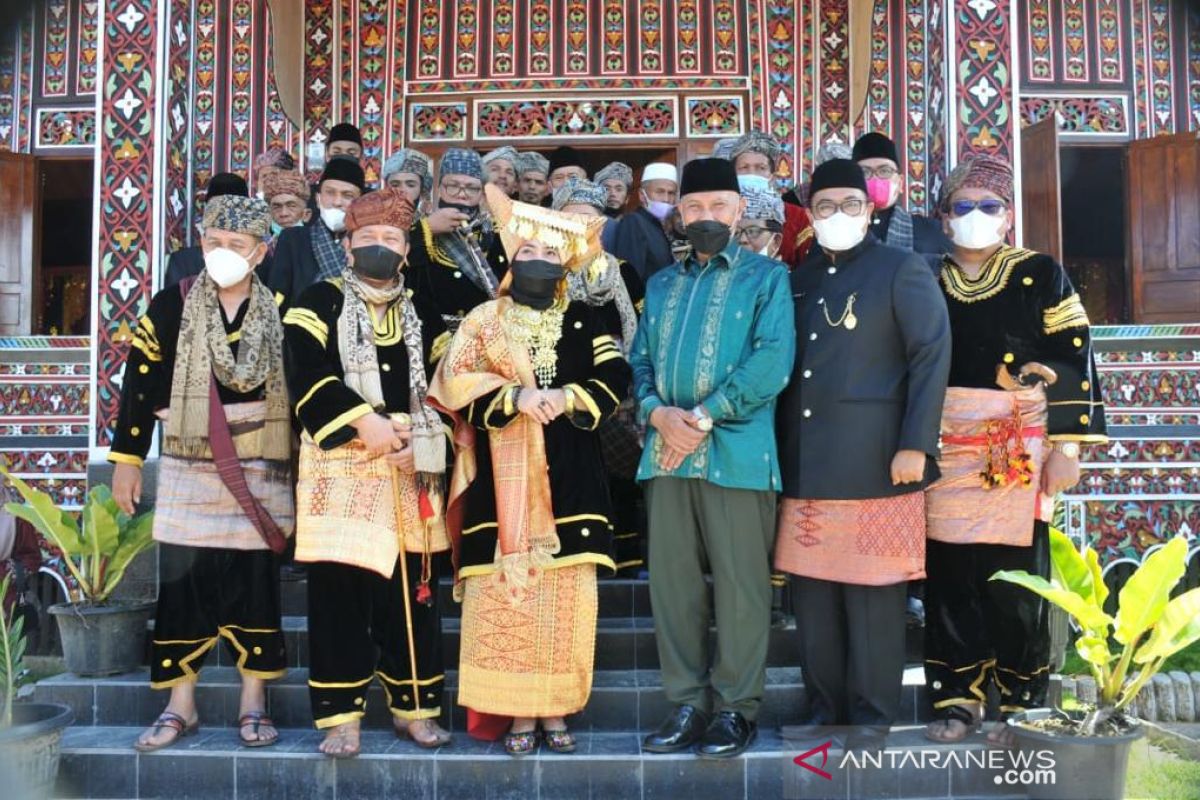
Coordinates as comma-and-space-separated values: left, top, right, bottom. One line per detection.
885, 205, 915, 252
567, 253, 637, 354
434, 227, 500, 298
311, 218, 347, 281
338, 269, 446, 497
428, 297, 560, 602
164, 274, 290, 461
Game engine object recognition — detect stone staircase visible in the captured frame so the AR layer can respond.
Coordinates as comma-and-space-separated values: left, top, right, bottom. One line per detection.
36, 577, 1030, 799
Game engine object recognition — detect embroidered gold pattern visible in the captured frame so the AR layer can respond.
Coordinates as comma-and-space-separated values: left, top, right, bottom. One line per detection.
1042, 293, 1090, 334
505, 295, 567, 387
941, 247, 1038, 304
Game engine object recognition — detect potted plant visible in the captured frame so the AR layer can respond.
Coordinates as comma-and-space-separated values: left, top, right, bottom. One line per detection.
2, 470, 155, 676
991, 529, 1200, 800
0, 573, 74, 798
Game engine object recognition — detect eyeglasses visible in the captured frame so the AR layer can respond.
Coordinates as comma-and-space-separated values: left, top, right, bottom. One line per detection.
949, 198, 1007, 217
812, 198, 866, 219
441, 180, 483, 198
860, 165, 898, 180
736, 225, 774, 242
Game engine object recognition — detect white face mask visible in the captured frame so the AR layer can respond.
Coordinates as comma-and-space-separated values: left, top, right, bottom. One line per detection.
204, 247, 254, 288
737, 174, 773, 194
320, 206, 346, 233
812, 212, 868, 252
949, 209, 1007, 249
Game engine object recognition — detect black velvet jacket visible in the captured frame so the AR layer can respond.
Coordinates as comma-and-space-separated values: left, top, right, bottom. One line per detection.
282, 278, 450, 450
940, 247, 1107, 441
406, 219, 509, 331
456, 301, 632, 576
779, 236, 952, 500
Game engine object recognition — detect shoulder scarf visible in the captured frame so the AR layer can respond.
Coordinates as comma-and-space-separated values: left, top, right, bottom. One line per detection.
433, 228, 500, 298
428, 296, 560, 602
338, 269, 447, 499
567, 253, 638, 355
164, 273, 290, 461
311, 218, 348, 281
885, 205, 915, 252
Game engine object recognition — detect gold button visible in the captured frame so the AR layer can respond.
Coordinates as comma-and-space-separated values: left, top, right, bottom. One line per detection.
1073, 337, 1083, 347
381, 363, 391, 372
353, 697, 364, 706
1081, 381, 1090, 391
1022, 276, 1033, 286
573, 321, 583, 329
161, 659, 173, 668
130, 427, 140, 436
1079, 414, 1090, 425
253, 646, 262, 655
138, 364, 149, 374
581, 528, 590, 537
402, 694, 410, 702
1003, 353, 1014, 364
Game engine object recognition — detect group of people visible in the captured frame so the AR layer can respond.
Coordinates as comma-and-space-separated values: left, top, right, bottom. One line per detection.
107, 123, 1105, 761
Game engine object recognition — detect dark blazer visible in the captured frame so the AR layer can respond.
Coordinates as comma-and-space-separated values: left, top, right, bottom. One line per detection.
778, 236, 951, 500
267, 224, 328, 309
162, 245, 273, 288
610, 207, 674, 282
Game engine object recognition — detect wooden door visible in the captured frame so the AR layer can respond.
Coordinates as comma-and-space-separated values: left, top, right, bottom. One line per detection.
0, 152, 37, 336
1127, 133, 1200, 323
1020, 115, 1063, 262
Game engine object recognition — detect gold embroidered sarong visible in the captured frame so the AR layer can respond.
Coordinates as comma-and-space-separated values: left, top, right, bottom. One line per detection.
294, 435, 450, 578
457, 563, 597, 718
774, 493, 926, 586
926, 386, 1050, 547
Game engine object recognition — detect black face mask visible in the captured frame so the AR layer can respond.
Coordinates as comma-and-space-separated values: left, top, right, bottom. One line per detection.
350, 245, 403, 281
683, 220, 733, 255
509, 258, 564, 310
438, 199, 479, 218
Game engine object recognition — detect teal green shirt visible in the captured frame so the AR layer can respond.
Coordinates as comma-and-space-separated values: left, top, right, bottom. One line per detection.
630, 241, 796, 491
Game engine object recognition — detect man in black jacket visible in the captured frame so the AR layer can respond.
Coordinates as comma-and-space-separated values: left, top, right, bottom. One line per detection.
163, 173, 251, 286
609, 162, 677, 281
774, 159, 950, 750
267, 158, 365, 307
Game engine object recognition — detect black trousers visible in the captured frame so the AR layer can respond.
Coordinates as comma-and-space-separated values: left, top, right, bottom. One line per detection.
609, 476, 645, 573
151, 543, 285, 688
306, 553, 445, 729
791, 576, 906, 727
924, 522, 1051, 715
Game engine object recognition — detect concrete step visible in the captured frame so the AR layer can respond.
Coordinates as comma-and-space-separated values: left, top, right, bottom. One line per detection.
53, 724, 1029, 800
33, 666, 934, 733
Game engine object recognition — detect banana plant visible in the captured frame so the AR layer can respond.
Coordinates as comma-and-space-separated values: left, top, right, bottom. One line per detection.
1, 469, 154, 605
992, 528, 1200, 735
0, 574, 29, 728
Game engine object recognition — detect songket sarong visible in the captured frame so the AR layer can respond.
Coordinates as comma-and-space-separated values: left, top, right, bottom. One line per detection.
773, 492, 925, 586
457, 563, 598, 719
926, 386, 1049, 548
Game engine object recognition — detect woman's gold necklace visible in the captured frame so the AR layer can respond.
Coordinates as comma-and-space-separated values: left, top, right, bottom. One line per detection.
822, 292, 858, 330
506, 296, 567, 387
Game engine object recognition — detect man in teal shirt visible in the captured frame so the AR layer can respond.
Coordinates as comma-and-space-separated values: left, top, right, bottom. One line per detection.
633, 158, 795, 759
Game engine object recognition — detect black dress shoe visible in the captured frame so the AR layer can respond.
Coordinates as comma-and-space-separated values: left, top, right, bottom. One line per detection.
695, 711, 756, 759
643, 705, 710, 753
779, 712, 836, 742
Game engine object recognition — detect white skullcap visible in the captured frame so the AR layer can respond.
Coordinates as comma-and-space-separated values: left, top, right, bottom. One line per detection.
641, 163, 678, 185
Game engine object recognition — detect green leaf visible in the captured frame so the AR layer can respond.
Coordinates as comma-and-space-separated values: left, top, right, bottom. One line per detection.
990, 569, 1113, 631
83, 485, 122, 558
1113, 536, 1188, 646
96, 510, 155, 602
2, 468, 82, 551
1075, 634, 1116, 666
1048, 526, 1101, 607
1085, 546, 1109, 610
1133, 586, 1200, 665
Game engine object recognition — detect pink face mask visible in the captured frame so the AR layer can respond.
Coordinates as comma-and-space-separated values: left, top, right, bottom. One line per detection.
866, 177, 894, 209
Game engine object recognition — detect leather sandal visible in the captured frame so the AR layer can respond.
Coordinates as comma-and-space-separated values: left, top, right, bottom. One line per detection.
542, 726, 577, 753
503, 729, 540, 757
924, 704, 982, 743
237, 711, 279, 748
134, 711, 200, 753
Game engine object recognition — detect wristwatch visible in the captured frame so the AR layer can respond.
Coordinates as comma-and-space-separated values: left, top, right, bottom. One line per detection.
1055, 442, 1081, 459
691, 406, 714, 433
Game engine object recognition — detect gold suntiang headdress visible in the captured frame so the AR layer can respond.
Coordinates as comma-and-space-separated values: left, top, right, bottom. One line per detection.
484, 184, 609, 281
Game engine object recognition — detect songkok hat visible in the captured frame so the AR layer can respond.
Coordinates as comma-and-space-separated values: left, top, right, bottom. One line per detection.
486, 183, 607, 275
482, 146, 520, 168
205, 172, 248, 201
711, 138, 738, 160
547, 145, 586, 177
203, 194, 271, 240
679, 158, 739, 196
943, 154, 1014, 207
438, 147, 484, 182
815, 142, 853, 166
852, 131, 899, 164
741, 188, 785, 226
318, 158, 366, 192
729, 130, 783, 170
327, 122, 363, 147
382, 148, 434, 193
344, 187, 415, 234
808, 158, 868, 200
254, 147, 295, 171
551, 177, 607, 213
260, 169, 311, 202
594, 161, 633, 187
641, 162, 678, 185
515, 151, 550, 178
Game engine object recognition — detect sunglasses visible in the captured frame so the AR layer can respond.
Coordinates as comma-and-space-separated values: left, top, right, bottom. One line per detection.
950, 198, 1007, 217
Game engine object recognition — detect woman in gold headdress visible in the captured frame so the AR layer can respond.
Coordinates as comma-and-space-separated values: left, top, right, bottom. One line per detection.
430, 186, 631, 756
